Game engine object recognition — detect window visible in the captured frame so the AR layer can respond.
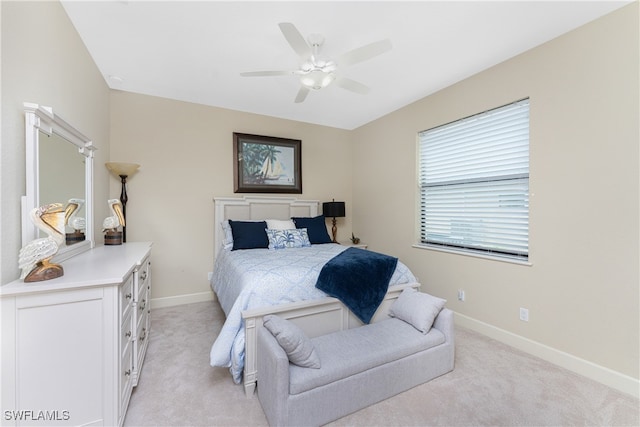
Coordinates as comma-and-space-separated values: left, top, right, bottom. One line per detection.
418, 98, 530, 261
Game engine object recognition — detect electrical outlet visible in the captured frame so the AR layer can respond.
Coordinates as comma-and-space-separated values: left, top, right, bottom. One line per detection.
208, 272, 213, 281
457, 289, 465, 302
519, 307, 529, 322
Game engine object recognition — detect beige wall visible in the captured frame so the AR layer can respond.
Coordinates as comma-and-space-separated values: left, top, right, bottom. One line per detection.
0, 1, 111, 284
352, 3, 639, 383
109, 91, 353, 302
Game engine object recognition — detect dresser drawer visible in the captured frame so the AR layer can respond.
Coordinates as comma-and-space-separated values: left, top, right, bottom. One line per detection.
136, 305, 148, 341
120, 275, 134, 319
136, 257, 151, 293
134, 313, 149, 375
120, 311, 133, 359
119, 342, 134, 418
135, 257, 150, 313
136, 313, 148, 357
131, 253, 151, 388
136, 288, 148, 326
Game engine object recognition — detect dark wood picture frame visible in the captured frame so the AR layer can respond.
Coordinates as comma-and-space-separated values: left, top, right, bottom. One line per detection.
233, 133, 302, 194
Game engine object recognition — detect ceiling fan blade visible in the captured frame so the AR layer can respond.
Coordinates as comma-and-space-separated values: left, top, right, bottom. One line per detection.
336, 77, 370, 95
338, 39, 392, 67
240, 70, 292, 77
294, 86, 310, 103
279, 22, 312, 59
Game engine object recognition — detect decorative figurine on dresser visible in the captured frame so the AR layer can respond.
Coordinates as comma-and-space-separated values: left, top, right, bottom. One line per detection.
103, 198, 125, 245
18, 202, 76, 282
65, 198, 86, 245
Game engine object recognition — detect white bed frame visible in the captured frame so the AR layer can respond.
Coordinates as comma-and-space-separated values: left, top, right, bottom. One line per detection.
213, 196, 420, 396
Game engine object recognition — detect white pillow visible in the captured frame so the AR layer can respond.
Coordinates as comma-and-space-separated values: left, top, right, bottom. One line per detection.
266, 219, 296, 230
389, 288, 446, 334
221, 220, 233, 250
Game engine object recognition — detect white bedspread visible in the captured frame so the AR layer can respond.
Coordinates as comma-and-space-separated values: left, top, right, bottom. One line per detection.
209, 243, 417, 383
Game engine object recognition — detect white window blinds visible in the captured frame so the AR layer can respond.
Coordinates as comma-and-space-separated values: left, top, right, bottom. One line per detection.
418, 98, 530, 260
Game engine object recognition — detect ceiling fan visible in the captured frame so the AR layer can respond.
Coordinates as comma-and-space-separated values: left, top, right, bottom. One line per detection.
240, 22, 392, 103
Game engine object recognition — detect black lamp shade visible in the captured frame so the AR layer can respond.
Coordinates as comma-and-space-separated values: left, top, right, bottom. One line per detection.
323, 201, 345, 218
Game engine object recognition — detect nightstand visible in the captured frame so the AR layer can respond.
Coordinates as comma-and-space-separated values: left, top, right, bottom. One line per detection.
341, 242, 368, 249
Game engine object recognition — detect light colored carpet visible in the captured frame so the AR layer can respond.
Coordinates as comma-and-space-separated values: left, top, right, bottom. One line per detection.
124, 300, 639, 427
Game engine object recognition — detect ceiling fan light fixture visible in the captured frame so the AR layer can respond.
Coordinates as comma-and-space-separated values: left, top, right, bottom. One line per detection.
300, 70, 335, 90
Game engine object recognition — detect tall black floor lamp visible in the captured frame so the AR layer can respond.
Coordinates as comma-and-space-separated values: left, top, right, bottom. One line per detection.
106, 162, 140, 242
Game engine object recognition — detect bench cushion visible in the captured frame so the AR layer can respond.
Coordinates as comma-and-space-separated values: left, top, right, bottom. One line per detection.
389, 288, 447, 334
289, 318, 445, 395
263, 315, 321, 368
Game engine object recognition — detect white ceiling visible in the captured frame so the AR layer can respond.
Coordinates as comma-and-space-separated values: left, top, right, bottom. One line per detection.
61, 1, 630, 130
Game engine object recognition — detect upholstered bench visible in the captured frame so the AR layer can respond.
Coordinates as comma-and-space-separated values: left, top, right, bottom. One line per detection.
256, 288, 455, 426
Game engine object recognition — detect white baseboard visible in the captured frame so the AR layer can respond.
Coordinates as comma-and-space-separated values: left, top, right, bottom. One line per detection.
151, 291, 215, 309
454, 312, 640, 399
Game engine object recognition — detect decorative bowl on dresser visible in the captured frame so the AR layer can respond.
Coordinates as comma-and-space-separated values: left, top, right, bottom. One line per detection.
1, 242, 152, 427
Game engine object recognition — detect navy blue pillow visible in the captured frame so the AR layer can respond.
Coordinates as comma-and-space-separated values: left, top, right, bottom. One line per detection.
229, 220, 268, 250
292, 216, 332, 244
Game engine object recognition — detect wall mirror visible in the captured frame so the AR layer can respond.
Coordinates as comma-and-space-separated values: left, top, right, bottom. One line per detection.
23, 103, 96, 261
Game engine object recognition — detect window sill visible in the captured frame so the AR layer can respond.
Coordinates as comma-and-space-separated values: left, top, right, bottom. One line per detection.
412, 243, 532, 266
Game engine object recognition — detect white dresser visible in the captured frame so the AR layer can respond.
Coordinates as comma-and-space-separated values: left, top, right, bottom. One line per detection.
1, 242, 152, 427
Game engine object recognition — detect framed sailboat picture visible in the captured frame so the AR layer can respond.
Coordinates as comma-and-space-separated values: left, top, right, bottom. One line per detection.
233, 133, 302, 194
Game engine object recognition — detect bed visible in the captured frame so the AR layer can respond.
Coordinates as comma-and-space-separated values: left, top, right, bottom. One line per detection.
209, 196, 420, 396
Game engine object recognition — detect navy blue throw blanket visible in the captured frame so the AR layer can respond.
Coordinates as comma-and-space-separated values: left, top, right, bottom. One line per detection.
315, 247, 398, 324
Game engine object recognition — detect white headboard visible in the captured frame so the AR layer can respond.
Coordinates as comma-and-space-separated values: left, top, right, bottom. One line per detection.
213, 196, 319, 258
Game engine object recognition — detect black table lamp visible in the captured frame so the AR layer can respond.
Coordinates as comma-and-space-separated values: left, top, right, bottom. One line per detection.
323, 200, 345, 243
106, 162, 140, 243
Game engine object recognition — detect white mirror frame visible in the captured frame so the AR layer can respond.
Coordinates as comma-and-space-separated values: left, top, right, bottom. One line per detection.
22, 102, 96, 261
